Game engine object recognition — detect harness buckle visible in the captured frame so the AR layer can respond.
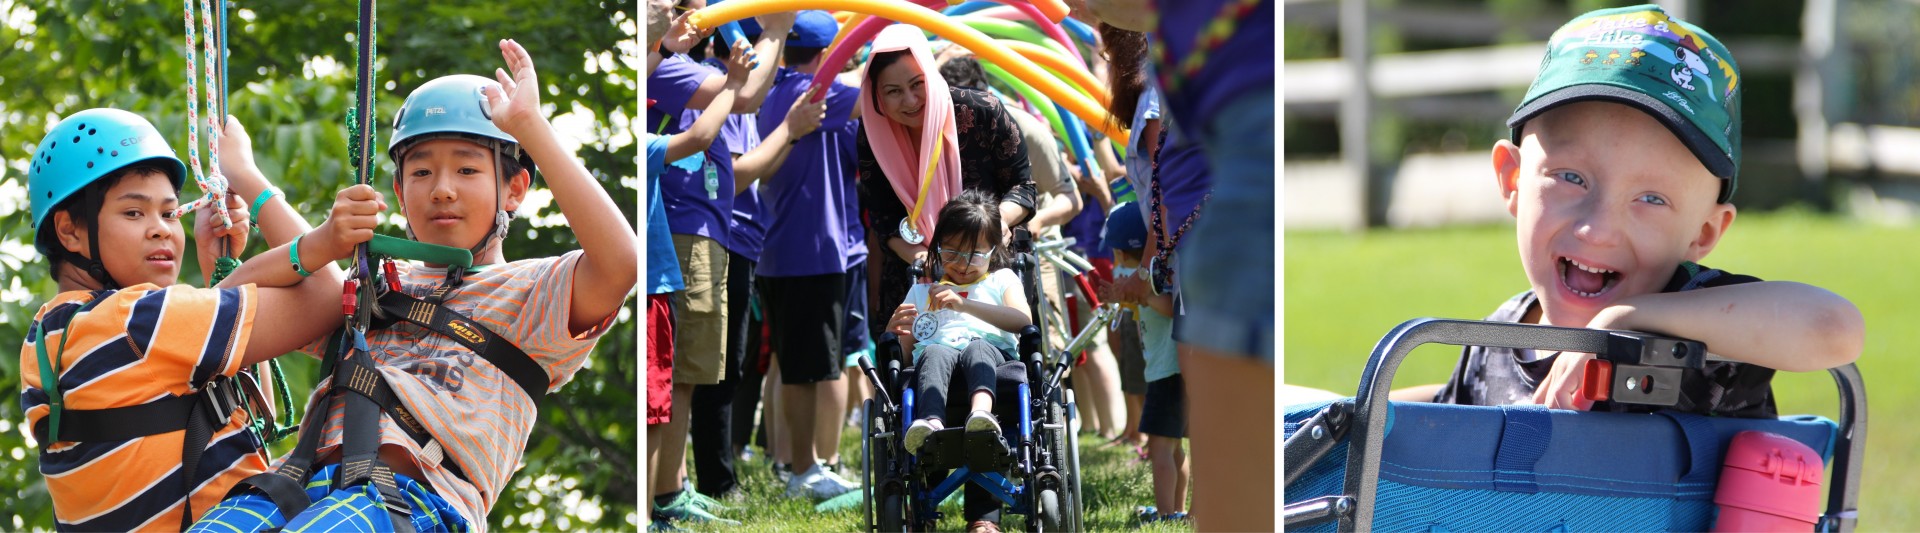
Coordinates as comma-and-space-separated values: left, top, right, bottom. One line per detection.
202, 378, 242, 423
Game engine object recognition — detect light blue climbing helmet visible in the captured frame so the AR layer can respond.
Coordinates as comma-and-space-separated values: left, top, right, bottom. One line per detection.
387, 74, 527, 164
27, 108, 187, 254
386, 74, 534, 256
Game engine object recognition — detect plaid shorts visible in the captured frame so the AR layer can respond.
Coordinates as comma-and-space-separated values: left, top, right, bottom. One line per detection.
188, 464, 469, 532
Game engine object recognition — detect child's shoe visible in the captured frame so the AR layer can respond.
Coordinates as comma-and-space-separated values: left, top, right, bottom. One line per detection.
905, 417, 942, 455
964, 410, 1001, 438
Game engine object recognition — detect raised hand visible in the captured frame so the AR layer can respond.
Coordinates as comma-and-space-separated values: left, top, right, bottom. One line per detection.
785, 86, 828, 138
483, 38, 546, 138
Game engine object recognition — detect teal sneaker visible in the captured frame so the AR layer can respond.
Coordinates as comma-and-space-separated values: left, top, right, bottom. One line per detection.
653, 490, 742, 526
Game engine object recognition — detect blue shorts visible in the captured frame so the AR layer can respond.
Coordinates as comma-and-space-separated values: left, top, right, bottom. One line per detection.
188, 464, 470, 533
1175, 87, 1275, 362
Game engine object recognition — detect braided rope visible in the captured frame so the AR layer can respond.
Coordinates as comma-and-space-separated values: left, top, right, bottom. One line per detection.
172, 0, 243, 286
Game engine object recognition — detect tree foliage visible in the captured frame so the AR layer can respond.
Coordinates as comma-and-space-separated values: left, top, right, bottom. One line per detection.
0, 0, 639, 529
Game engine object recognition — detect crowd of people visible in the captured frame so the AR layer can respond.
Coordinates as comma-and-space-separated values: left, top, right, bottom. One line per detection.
644, 0, 1274, 529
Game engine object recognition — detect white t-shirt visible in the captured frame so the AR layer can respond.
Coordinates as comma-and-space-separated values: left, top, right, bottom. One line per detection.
902, 269, 1023, 362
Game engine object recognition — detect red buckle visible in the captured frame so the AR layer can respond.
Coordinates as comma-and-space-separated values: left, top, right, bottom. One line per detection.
1580, 359, 1613, 402
343, 279, 360, 317
383, 261, 401, 293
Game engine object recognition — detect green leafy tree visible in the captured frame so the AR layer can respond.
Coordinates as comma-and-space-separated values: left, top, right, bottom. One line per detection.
0, 1, 639, 530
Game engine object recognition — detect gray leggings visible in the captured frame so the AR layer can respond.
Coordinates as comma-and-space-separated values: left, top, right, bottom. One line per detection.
914, 341, 1004, 422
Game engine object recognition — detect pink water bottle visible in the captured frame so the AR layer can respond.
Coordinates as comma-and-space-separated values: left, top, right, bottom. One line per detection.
1711, 430, 1823, 532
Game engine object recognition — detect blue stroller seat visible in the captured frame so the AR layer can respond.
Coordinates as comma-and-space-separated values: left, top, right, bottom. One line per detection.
1283, 319, 1866, 532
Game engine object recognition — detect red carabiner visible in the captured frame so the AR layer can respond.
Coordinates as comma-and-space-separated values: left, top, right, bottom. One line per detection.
383, 261, 402, 293
342, 279, 360, 317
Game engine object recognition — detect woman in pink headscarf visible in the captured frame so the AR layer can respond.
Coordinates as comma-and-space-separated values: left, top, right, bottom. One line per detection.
857, 24, 1037, 362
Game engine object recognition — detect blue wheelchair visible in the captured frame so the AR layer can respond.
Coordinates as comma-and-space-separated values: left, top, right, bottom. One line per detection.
1283, 319, 1866, 532
857, 230, 1087, 532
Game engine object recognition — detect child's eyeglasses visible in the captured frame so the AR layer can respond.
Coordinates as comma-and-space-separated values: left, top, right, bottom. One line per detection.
936, 246, 996, 266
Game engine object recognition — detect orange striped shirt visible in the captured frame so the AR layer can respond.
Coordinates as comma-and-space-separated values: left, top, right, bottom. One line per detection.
18, 284, 263, 532
295, 250, 613, 529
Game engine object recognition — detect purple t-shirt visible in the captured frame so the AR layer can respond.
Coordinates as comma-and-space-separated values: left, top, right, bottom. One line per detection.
723, 113, 766, 262
648, 54, 733, 249
753, 68, 862, 277
1154, 0, 1274, 140
1067, 193, 1111, 260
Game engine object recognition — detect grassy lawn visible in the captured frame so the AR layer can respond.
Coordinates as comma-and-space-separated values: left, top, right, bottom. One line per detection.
1284, 210, 1920, 530
663, 416, 1192, 532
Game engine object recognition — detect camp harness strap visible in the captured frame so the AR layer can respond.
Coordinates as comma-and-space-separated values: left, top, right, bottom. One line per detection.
226, 266, 548, 531
30, 298, 268, 532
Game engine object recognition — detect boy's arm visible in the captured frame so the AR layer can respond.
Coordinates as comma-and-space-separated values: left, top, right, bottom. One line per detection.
1533, 281, 1865, 410
733, 13, 793, 113
735, 87, 827, 188
488, 39, 640, 336
224, 184, 386, 367
1590, 282, 1864, 372
1143, 290, 1173, 317
667, 48, 750, 162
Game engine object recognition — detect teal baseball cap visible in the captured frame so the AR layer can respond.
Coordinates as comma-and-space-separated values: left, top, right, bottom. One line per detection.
1508, 4, 1742, 203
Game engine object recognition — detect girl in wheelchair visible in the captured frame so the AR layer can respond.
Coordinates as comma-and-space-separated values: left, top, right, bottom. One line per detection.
885, 190, 1034, 456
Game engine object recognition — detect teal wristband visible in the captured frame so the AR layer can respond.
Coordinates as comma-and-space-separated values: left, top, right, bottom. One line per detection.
289, 233, 313, 277
251, 187, 282, 225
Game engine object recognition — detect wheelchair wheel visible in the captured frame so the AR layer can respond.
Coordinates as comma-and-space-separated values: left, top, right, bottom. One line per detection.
1063, 389, 1086, 532
863, 398, 879, 532
1038, 488, 1064, 531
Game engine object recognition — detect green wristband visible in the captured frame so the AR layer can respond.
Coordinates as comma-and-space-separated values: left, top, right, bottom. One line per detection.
251, 187, 281, 225
289, 233, 313, 277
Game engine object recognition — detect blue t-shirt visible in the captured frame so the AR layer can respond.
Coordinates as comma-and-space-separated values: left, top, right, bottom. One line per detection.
648, 54, 733, 248
754, 68, 863, 277
724, 114, 766, 262
643, 133, 685, 295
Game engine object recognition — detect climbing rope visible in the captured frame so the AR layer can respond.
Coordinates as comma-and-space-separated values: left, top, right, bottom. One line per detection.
172, 0, 241, 282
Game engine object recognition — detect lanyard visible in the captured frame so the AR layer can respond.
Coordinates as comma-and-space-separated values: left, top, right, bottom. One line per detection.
1151, 0, 1264, 95
902, 117, 948, 238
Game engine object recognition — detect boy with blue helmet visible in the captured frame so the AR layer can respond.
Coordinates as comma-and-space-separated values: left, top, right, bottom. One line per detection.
194, 39, 637, 532
20, 107, 384, 531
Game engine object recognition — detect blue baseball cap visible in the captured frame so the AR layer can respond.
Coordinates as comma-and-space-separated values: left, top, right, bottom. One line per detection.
1102, 202, 1147, 251
791, 10, 838, 48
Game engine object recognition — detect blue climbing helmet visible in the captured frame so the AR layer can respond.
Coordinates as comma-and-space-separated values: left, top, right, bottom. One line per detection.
386, 74, 534, 257
27, 109, 187, 289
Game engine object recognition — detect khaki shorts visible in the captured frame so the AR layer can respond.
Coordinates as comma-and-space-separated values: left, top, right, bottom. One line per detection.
671, 234, 729, 385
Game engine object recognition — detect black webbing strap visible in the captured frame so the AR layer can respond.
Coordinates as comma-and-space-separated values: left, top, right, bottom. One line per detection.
29, 378, 245, 444
373, 289, 549, 408
335, 348, 418, 533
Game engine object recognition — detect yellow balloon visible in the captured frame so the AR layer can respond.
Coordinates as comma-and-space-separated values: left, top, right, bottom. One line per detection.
690, 0, 1130, 145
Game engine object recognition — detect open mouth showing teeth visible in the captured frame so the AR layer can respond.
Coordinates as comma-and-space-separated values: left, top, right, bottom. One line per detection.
147, 253, 173, 261
1559, 257, 1619, 298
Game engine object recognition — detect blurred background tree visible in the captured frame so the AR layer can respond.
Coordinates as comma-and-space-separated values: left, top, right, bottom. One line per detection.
0, 0, 639, 530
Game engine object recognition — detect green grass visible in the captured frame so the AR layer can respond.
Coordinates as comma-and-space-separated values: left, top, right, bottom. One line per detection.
1284, 210, 1920, 530
663, 421, 1192, 532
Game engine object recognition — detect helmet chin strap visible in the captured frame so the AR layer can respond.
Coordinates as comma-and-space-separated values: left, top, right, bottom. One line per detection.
79, 213, 122, 291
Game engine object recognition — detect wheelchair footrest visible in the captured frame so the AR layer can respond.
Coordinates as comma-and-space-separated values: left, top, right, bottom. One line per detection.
916, 427, 1016, 474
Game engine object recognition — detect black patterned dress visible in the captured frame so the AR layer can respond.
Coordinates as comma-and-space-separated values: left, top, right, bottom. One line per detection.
858, 86, 1037, 340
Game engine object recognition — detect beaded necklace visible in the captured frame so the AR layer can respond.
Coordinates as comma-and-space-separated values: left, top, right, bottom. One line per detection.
1151, 0, 1265, 96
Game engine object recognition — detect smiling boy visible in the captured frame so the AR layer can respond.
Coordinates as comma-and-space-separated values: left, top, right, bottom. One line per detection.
1428, 5, 1863, 416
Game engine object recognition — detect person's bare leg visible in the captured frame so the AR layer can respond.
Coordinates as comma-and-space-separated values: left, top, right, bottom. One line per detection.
968, 389, 993, 413
1079, 341, 1125, 437
766, 359, 790, 467
1123, 393, 1146, 446
845, 369, 869, 427
814, 373, 849, 466
647, 423, 666, 502
783, 382, 820, 474
1182, 344, 1274, 532
1149, 434, 1179, 514
654, 384, 695, 497
1172, 438, 1190, 514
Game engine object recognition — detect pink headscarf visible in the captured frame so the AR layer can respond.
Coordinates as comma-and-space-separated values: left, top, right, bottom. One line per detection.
861, 24, 962, 244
